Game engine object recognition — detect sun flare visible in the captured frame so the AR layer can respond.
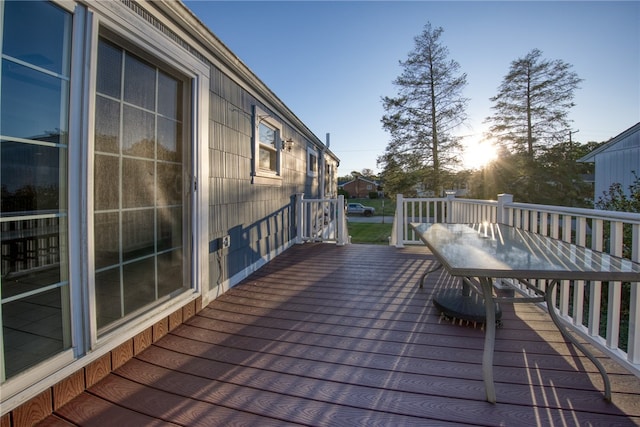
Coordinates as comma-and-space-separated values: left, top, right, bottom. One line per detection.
463, 140, 498, 170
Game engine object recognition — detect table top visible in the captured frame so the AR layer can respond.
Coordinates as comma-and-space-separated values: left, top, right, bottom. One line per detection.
410, 223, 640, 281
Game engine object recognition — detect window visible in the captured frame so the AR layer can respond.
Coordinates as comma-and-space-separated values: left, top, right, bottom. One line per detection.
258, 122, 277, 171
0, 0, 72, 381
307, 147, 318, 177
93, 37, 189, 332
253, 106, 282, 183
324, 161, 335, 197
0, 0, 210, 402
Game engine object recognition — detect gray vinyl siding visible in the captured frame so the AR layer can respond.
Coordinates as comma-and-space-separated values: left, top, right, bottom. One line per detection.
594, 143, 640, 200
591, 125, 640, 201
207, 67, 330, 289
0, 0, 339, 413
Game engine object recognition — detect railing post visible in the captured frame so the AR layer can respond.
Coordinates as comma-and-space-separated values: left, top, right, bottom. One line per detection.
629, 224, 640, 363
396, 194, 404, 248
336, 194, 348, 246
445, 190, 456, 223
497, 193, 513, 225
295, 193, 304, 244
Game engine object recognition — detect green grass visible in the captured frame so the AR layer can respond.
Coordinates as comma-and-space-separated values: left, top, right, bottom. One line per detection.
347, 198, 395, 216
347, 223, 393, 244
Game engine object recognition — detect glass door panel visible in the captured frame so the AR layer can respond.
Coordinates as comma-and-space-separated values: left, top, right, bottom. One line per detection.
93, 38, 188, 333
1, 0, 72, 381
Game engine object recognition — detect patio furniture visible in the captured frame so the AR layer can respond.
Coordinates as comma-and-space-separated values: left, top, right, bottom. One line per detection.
410, 222, 640, 403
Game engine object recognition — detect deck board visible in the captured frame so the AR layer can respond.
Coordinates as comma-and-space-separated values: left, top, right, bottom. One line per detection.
42, 244, 640, 426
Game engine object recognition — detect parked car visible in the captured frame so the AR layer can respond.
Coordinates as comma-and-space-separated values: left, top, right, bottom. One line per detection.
347, 203, 375, 217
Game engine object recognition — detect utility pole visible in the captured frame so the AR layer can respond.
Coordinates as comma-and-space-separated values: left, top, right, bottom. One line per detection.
569, 129, 579, 149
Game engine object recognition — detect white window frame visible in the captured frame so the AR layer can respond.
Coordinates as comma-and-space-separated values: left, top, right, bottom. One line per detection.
1, 0, 212, 410
0, 0, 78, 399
85, 3, 210, 349
252, 105, 282, 185
307, 146, 318, 178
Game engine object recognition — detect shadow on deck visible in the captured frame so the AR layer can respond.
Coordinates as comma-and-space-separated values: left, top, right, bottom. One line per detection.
41, 244, 640, 426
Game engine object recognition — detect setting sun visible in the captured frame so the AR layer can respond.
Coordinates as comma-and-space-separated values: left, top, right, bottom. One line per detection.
462, 139, 498, 170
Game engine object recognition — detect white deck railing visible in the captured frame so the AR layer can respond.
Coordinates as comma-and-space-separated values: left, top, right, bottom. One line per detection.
392, 193, 640, 377
295, 193, 349, 245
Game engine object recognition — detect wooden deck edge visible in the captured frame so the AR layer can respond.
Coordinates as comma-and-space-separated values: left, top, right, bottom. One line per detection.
3, 297, 203, 427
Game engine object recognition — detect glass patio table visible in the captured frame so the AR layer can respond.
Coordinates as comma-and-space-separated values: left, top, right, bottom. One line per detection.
410, 222, 640, 403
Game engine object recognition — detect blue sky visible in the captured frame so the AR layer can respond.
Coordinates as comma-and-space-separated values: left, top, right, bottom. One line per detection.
184, 1, 639, 174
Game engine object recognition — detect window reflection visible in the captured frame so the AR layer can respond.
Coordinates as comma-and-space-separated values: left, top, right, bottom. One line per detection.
158, 249, 183, 296
1, 217, 63, 298
158, 72, 181, 119
96, 40, 122, 98
2, 288, 67, 378
94, 37, 187, 332
1, 142, 63, 214
95, 96, 120, 153
1, 0, 72, 380
123, 105, 155, 158
94, 212, 119, 270
1, 60, 68, 143
158, 117, 181, 162
122, 209, 155, 261
259, 123, 275, 146
2, 1, 71, 75
123, 257, 155, 314
258, 122, 278, 172
157, 163, 182, 206
124, 54, 156, 110
94, 154, 119, 210
259, 146, 276, 171
122, 158, 155, 208
95, 268, 121, 329
158, 207, 182, 251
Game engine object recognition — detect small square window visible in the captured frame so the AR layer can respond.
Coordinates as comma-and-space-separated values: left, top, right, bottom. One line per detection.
258, 122, 277, 171
252, 106, 282, 183
307, 147, 318, 177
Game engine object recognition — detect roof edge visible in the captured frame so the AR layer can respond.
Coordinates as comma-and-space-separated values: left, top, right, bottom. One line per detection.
578, 122, 640, 163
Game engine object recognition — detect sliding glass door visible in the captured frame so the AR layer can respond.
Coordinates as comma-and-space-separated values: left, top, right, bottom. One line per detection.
0, 0, 72, 381
93, 37, 190, 333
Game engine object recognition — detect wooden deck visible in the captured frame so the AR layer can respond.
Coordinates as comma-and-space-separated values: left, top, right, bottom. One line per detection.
41, 244, 640, 426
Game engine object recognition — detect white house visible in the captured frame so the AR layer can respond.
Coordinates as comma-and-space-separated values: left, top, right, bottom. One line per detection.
578, 122, 640, 205
0, 0, 339, 422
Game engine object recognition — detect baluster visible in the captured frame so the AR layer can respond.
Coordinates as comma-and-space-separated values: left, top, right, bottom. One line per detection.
573, 217, 587, 326
606, 221, 623, 350
589, 219, 604, 338
628, 224, 640, 363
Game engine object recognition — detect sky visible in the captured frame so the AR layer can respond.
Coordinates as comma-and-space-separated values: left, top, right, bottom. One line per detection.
184, 1, 640, 174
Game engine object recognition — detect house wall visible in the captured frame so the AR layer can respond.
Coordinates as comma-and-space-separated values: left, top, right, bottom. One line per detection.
342, 177, 378, 198
592, 126, 640, 202
207, 67, 332, 296
0, 0, 339, 422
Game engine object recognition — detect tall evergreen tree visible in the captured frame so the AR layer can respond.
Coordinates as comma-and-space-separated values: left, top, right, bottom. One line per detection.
380, 23, 468, 196
486, 48, 582, 158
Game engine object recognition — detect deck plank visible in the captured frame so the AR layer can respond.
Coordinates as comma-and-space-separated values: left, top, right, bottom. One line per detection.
41, 244, 640, 426
52, 392, 182, 426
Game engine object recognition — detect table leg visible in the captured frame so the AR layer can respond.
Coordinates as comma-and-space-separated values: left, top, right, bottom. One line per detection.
545, 280, 612, 401
479, 276, 497, 403
419, 262, 443, 288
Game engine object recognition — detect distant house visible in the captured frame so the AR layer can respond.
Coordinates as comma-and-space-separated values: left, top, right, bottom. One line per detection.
0, 0, 339, 421
341, 176, 379, 198
578, 122, 640, 205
